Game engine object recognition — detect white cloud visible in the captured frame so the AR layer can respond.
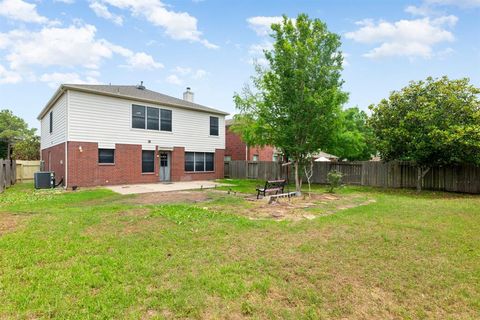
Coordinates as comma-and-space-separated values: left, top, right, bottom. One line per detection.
425, 0, 480, 7
0, 0, 49, 24
166, 66, 208, 85
345, 16, 457, 59
1, 25, 114, 70
0, 64, 21, 84
39, 72, 100, 88
166, 74, 182, 85
93, 0, 218, 48
89, 1, 123, 25
54, 0, 75, 3
247, 16, 283, 36
192, 69, 207, 79
124, 52, 163, 69
0, 23, 163, 84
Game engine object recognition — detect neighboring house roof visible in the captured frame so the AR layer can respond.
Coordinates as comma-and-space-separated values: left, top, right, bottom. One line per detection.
37, 84, 229, 120
312, 151, 339, 159
225, 119, 234, 126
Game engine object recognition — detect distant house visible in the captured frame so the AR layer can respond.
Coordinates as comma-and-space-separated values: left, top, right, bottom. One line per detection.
224, 119, 282, 162
38, 84, 228, 187
312, 151, 339, 162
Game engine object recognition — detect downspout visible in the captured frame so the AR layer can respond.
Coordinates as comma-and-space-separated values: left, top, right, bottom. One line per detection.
245, 145, 248, 161
64, 90, 69, 189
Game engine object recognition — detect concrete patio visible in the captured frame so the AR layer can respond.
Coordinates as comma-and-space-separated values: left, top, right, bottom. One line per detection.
106, 180, 229, 195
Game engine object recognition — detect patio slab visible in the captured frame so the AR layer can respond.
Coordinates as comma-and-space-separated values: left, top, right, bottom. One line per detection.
107, 180, 229, 195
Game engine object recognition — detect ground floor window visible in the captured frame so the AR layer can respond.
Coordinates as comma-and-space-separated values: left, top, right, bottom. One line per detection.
142, 150, 155, 173
98, 149, 115, 164
224, 155, 232, 162
185, 152, 215, 172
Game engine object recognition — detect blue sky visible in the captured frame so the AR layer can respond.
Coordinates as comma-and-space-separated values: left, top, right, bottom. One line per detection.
0, 0, 479, 130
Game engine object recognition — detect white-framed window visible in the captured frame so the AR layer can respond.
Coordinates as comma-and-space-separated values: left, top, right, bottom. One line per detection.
98, 149, 115, 164
224, 156, 232, 162
210, 116, 219, 136
253, 154, 259, 162
185, 152, 215, 172
132, 104, 172, 132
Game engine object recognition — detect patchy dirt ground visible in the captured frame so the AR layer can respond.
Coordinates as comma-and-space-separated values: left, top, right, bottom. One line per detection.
204, 192, 376, 221
128, 190, 214, 205
0, 213, 27, 236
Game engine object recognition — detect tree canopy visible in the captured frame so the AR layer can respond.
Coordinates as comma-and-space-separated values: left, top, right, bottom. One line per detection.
233, 14, 348, 193
330, 107, 375, 161
0, 109, 38, 159
369, 76, 480, 190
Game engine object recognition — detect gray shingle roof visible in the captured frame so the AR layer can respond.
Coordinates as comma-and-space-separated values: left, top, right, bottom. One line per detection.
65, 84, 229, 115
38, 84, 228, 119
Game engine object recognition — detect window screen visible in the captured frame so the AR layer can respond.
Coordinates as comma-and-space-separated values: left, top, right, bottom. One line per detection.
142, 150, 155, 173
210, 116, 219, 136
98, 149, 115, 164
132, 105, 146, 129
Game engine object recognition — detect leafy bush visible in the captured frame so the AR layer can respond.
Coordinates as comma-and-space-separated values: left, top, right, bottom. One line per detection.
327, 170, 343, 193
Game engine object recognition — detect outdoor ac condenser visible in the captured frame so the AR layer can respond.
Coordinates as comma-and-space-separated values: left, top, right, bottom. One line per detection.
34, 171, 55, 189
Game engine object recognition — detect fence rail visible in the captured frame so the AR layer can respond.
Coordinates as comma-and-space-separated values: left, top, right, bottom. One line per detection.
0, 159, 16, 193
224, 160, 480, 194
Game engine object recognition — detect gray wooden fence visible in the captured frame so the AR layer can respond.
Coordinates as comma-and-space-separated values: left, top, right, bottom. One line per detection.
0, 159, 16, 193
224, 160, 480, 194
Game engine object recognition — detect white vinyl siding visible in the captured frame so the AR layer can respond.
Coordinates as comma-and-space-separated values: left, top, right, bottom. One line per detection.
40, 93, 67, 150
67, 90, 225, 152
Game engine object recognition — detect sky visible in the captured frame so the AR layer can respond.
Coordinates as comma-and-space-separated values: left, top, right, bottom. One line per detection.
0, 0, 479, 131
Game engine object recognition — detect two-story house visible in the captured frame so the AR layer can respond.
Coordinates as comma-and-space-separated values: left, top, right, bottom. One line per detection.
38, 84, 228, 188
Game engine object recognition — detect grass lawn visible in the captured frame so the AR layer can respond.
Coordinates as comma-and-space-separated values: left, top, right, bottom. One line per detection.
0, 181, 479, 319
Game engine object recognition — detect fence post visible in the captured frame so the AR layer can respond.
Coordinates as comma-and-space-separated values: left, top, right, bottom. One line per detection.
0, 160, 4, 193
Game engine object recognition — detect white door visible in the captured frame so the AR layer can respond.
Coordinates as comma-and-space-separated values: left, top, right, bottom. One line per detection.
159, 152, 171, 182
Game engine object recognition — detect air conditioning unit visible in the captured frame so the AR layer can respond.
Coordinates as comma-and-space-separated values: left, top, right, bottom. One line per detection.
34, 171, 55, 189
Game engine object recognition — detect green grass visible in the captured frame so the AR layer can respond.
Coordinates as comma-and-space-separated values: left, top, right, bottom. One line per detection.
1, 181, 479, 319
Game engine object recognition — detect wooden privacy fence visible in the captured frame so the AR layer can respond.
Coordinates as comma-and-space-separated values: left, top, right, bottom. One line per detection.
0, 159, 16, 193
224, 160, 480, 194
15, 160, 41, 182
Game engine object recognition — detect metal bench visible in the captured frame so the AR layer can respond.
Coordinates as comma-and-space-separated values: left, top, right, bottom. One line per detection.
256, 179, 287, 199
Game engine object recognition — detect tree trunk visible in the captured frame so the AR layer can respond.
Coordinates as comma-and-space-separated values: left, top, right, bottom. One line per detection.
294, 160, 302, 196
416, 166, 431, 192
416, 167, 422, 192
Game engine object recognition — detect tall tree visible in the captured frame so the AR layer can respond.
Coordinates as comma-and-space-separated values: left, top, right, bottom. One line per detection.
0, 109, 36, 159
330, 107, 375, 161
369, 76, 480, 191
233, 14, 348, 194
12, 135, 40, 160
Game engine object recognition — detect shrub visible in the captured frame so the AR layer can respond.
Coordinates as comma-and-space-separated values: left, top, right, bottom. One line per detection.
327, 170, 343, 193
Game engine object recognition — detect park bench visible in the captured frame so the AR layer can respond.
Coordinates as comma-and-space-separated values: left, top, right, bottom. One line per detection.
256, 179, 287, 199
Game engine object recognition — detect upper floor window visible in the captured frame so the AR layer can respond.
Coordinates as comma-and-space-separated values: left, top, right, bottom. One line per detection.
210, 116, 219, 136
49, 112, 53, 133
98, 149, 115, 164
132, 105, 172, 132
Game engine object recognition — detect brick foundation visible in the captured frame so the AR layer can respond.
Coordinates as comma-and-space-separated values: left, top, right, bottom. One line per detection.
41, 143, 66, 185
53, 141, 225, 187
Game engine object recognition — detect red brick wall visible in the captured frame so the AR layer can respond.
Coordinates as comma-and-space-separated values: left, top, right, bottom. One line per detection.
225, 125, 247, 160
41, 143, 66, 185
249, 145, 275, 161
65, 141, 224, 187
67, 142, 160, 187
171, 147, 224, 181
225, 125, 275, 161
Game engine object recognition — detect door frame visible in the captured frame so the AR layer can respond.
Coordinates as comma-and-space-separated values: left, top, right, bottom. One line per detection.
159, 151, 171, 182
